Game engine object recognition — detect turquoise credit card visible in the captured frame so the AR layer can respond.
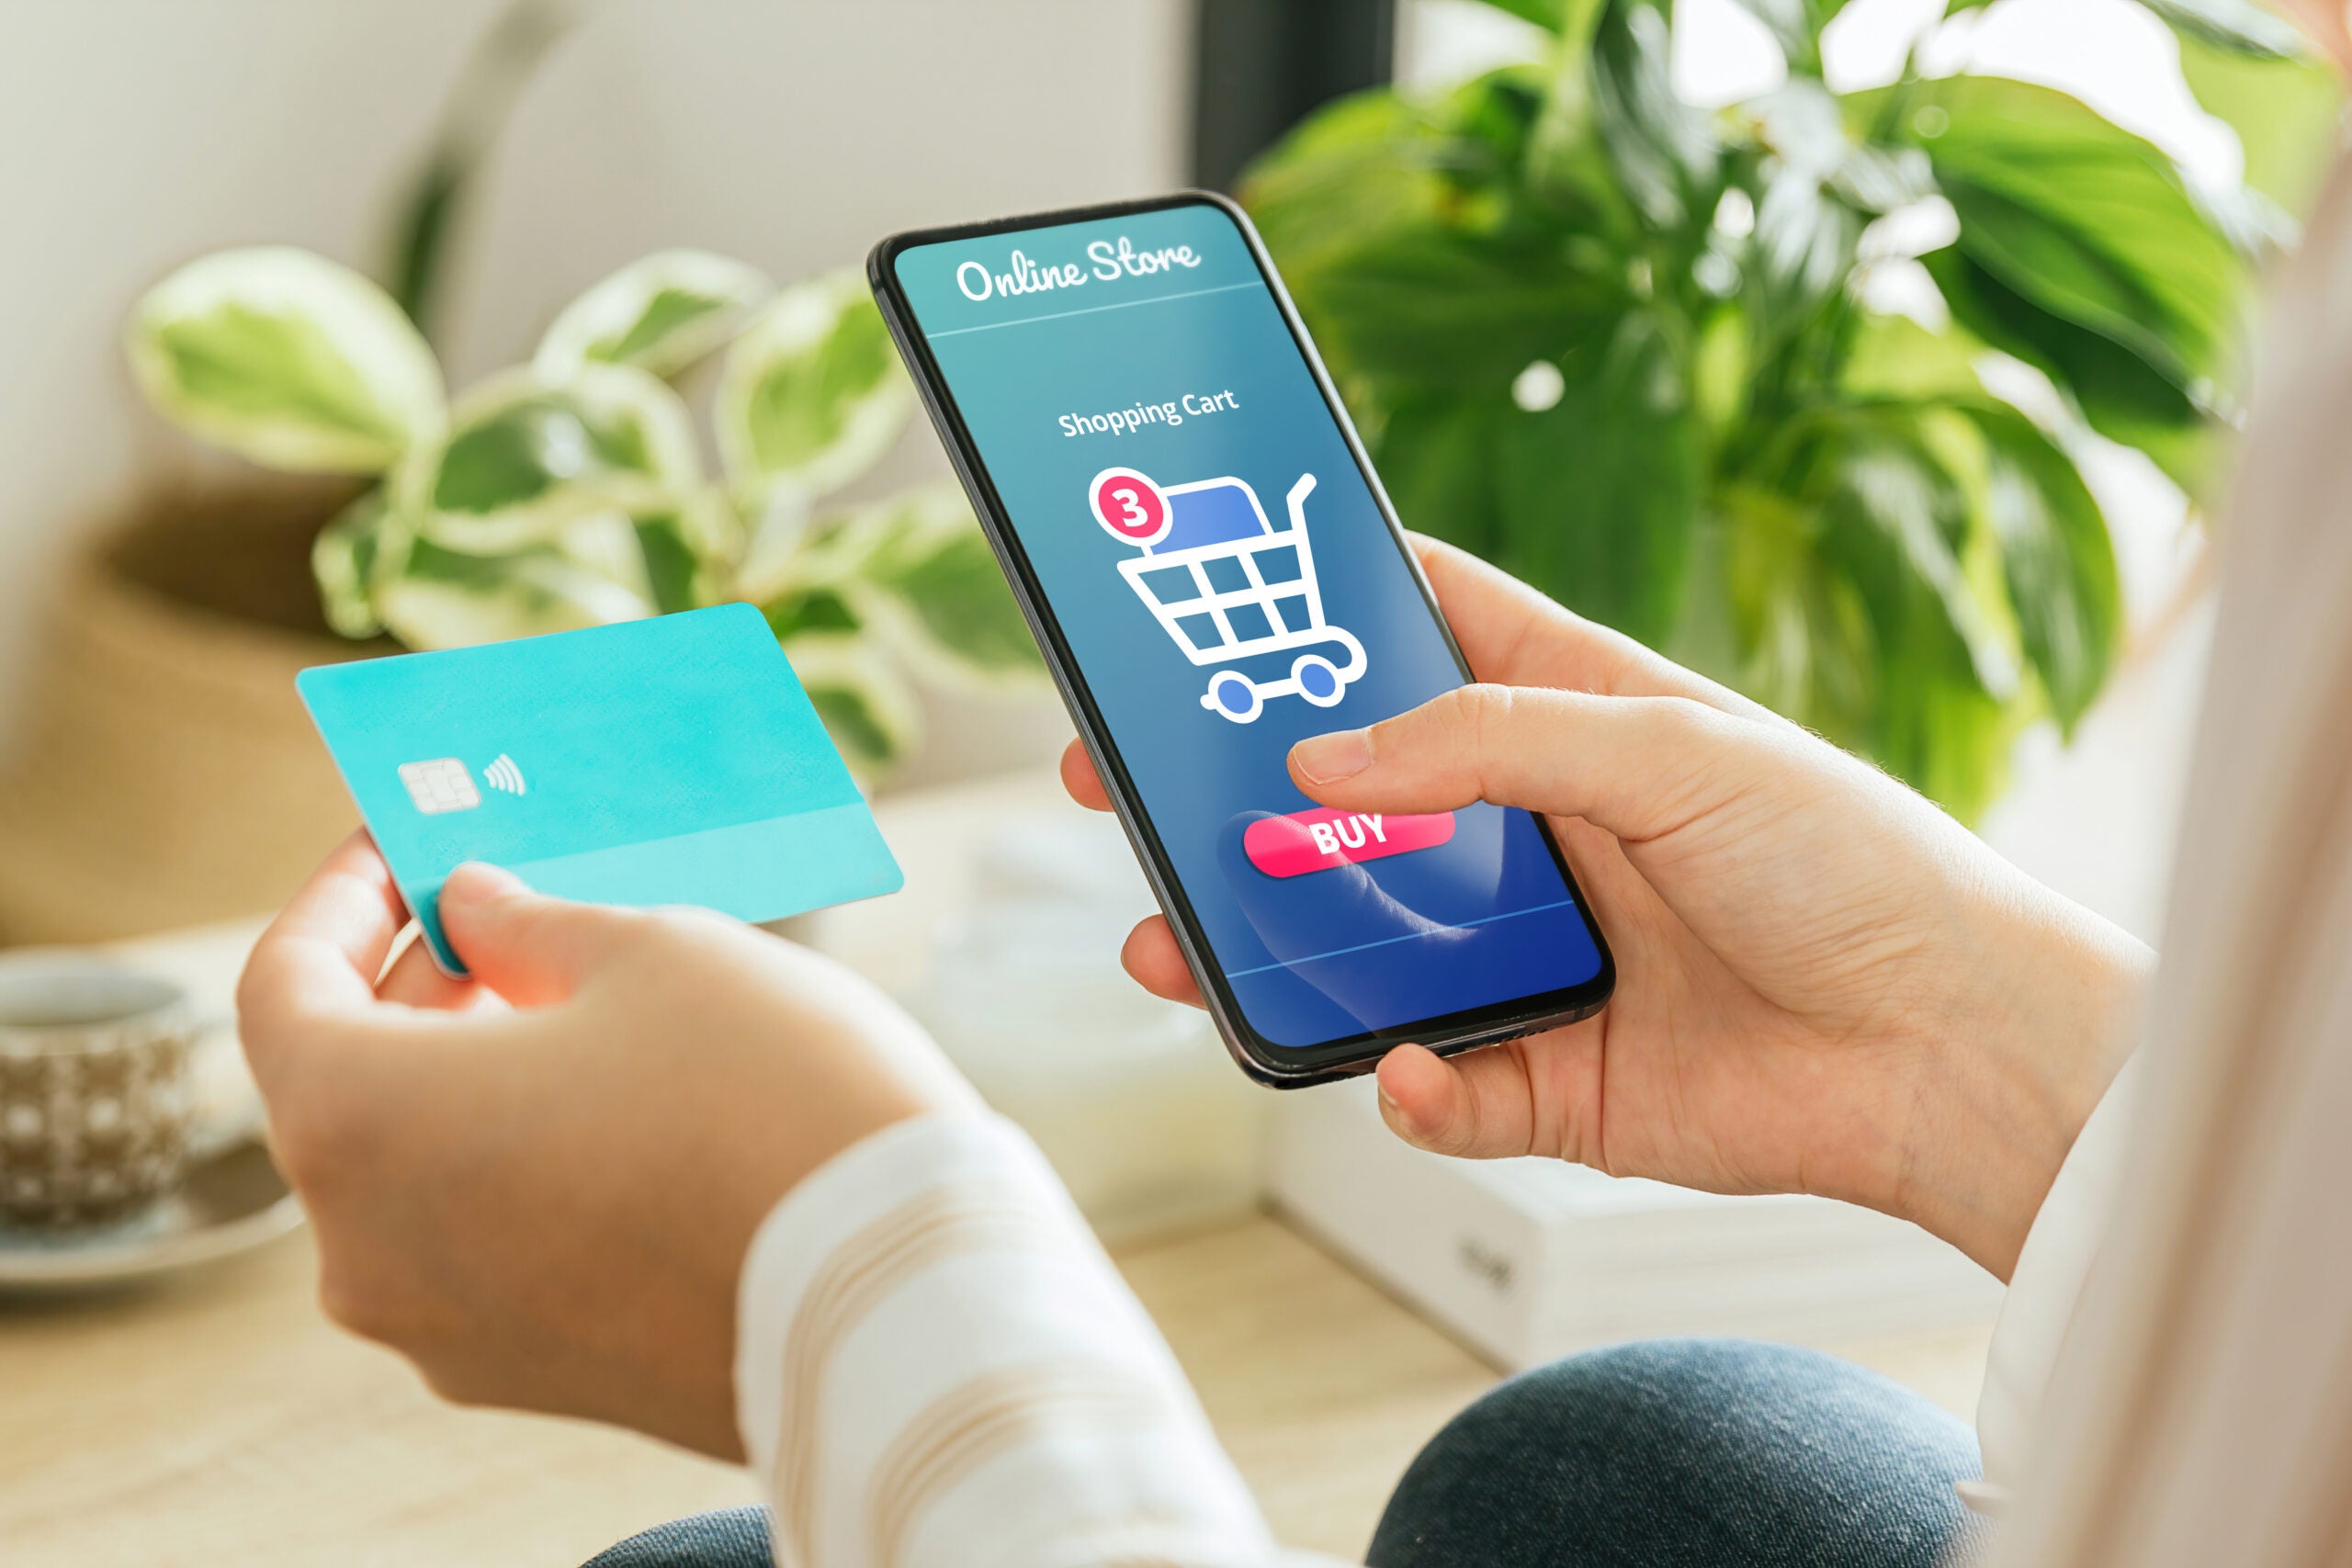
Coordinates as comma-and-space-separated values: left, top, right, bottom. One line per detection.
297, 604, 902, 976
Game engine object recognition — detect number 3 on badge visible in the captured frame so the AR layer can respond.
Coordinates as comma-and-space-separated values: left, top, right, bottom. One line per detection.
1090, 467, 1172, 547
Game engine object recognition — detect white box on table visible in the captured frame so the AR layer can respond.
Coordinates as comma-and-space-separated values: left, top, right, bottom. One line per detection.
1268, 1078, 2003, 1370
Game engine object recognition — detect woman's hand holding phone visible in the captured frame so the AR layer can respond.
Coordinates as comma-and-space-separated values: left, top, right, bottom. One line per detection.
1066, 536, 2154, 1280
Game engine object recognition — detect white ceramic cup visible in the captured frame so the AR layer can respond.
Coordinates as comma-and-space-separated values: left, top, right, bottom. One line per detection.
0, 962, 198, 1227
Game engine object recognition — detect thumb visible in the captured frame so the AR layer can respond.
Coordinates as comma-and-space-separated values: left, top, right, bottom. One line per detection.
1287, 684, 1753, 843
1374, 1042, 1543, 1160
436, 863, 646, 1007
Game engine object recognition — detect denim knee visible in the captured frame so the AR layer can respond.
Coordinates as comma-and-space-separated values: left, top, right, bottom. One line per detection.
581, 1506, 773, 1568
1369, 1337, 1988, 1568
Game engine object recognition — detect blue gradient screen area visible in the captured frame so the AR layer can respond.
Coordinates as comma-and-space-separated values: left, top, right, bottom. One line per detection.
893, 201, 1603, 1051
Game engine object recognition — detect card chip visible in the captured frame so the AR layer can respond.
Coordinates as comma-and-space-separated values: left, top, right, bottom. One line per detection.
398, 757, 481, 815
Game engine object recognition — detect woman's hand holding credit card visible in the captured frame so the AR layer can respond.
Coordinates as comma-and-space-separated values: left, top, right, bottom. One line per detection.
296, 604, 902, 976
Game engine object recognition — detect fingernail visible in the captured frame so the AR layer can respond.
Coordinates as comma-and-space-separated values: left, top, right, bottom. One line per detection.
1292, 728, 1373, 785
441, 862, 525, 905
1374, 1078, 1424, 1139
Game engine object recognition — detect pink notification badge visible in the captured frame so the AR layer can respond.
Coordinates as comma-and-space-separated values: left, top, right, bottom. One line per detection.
1089, 467, 1173, 548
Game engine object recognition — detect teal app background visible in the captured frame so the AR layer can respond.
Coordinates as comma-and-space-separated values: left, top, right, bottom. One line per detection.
897, 201, 1601, 1047
298, 604, 901, 975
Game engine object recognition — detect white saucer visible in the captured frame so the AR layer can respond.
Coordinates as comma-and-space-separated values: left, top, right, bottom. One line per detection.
0, 1139, 301, 1292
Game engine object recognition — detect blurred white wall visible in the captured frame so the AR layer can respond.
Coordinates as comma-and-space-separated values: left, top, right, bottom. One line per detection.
0, 0, 1188, 737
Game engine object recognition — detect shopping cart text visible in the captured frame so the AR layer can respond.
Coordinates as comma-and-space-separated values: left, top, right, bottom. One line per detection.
1059, 389, 1239, 439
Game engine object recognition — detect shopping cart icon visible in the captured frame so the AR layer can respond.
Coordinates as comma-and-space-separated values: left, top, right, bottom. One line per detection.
1107, 468, 1367, 724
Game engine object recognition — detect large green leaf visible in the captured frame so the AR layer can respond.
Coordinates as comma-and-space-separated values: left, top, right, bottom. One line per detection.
1526, 0, 1624, 220
401, 364, 700, 552
1721, 416, 2025, 818
1718, 480, 1878, 728
127, 247, 445, 473
1817, 413, 2012, 701
535, 250, 770, 380
1802, 414, 2021, 814
718, 271, 913, 503
1840, 310, 1985, 402
1961, 406, 2120, 729
2174, 29, 2343, 215
1296, 226, 1619, 389
1870, 626, 2021, 821
1885, 76, 2242, 400
1240, 91, 1454, 288
1369, 311, 1701, 647
1374, 394, 1511, 565
1589, 0, 1724, 232
1492, 311, 1702, 646
1924, 248, 2214, 493
1438, 62, 1557, 197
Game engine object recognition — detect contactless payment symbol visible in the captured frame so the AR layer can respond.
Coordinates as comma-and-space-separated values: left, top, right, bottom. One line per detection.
397, 752, 526, 813
1099, 466, 1368, 724
1090, 467, 1172, 547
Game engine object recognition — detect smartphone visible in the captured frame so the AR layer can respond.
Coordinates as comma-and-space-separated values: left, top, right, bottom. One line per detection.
870, 192, 1613, 1086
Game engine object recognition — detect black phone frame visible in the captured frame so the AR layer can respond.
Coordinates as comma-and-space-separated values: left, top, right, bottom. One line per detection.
868, 190, 1615, 1087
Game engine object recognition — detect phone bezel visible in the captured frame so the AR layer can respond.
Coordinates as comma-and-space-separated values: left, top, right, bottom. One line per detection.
867, 189, 1615, 1086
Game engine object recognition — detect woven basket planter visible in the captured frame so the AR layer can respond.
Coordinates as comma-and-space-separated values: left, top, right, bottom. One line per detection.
0, 484, 383, 944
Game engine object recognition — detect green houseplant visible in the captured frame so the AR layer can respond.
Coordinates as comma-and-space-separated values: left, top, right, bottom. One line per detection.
124, 247, 1041, 774
1242, 0, 2340, 816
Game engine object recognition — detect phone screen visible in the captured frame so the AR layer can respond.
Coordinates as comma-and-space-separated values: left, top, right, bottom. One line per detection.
884, 197, 1609, 1063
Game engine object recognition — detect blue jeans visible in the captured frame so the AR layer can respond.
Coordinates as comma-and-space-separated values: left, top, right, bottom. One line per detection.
583, 1338, 1987, 1566
1368, 1338, 1987, 1567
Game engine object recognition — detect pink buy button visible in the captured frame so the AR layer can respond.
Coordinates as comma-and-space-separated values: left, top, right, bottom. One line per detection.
1243, 807, 1456, 879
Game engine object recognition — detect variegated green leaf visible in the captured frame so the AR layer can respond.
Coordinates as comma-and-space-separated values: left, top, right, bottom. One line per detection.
731, 485, 815, 605
401, 364, 699, 553
632, 490, 742, 614
311, 489, 393, 638
779, 632, 922, 774
375, 538, 651, 650
827, 482, 1042, 684
548, 510, 656, 606
759, 584, 864, 642
633, 515, 702, 615
534, 250, 771, 380
718, 271, 913, 502
127, 247, 445, 473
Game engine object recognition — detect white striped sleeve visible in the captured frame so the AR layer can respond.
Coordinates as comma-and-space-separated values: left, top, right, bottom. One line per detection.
1969, 1053, 2143, 1512
734, 1111, 1349, 1568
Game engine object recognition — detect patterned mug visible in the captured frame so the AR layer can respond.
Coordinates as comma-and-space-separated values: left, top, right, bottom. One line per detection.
0, 961, 197, 1226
